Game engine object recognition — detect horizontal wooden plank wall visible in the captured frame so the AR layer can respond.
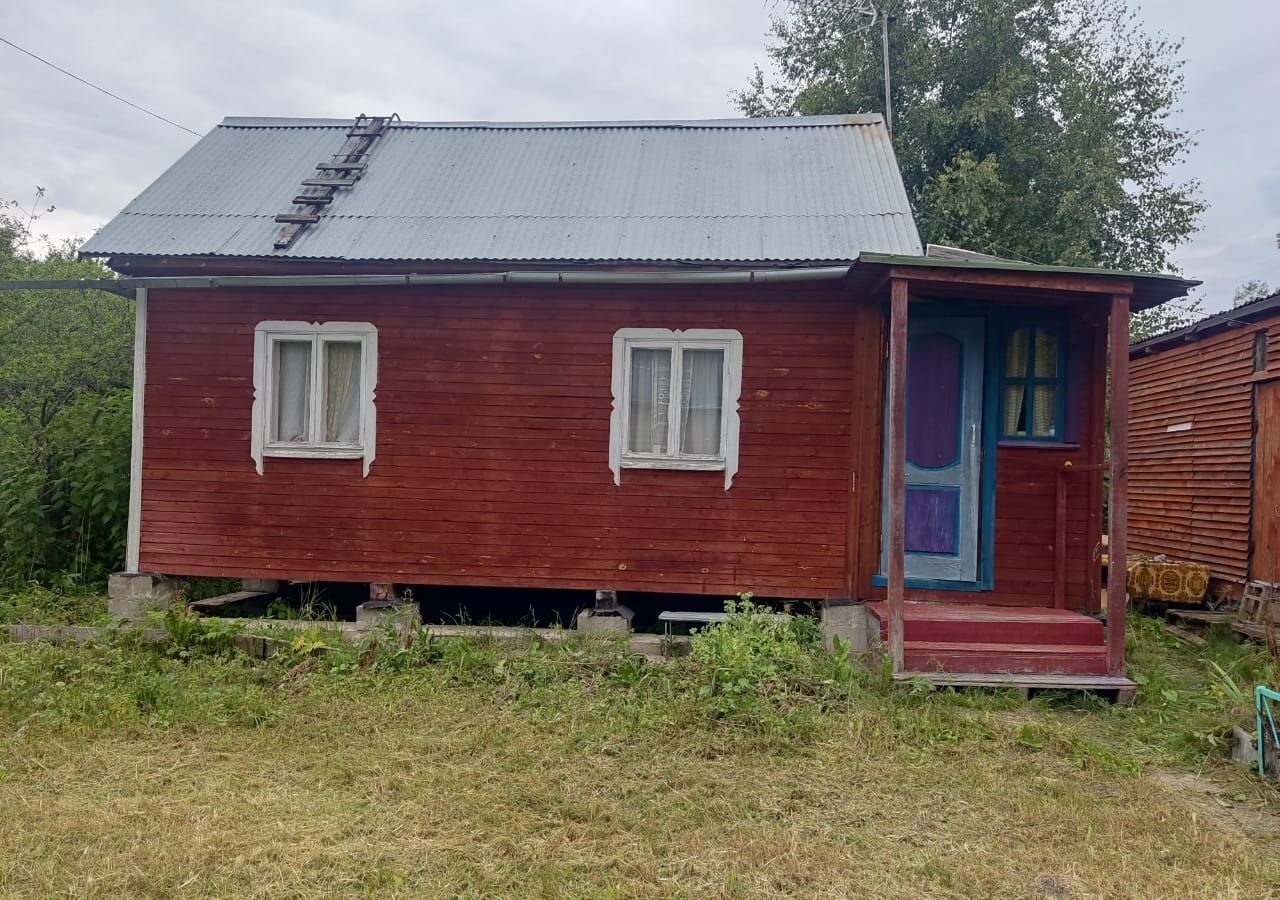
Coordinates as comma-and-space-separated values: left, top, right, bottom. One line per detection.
1129, 317, 1274, 584
140, 284, 861, 599
862, 309, 1105, 610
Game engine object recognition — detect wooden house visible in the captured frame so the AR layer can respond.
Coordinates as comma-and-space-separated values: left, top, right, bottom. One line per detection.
71, 113, 1196, 690
1130, 291, 1280, 595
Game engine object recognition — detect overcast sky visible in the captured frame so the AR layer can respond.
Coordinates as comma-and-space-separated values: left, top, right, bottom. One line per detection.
2, 0, 1277, 311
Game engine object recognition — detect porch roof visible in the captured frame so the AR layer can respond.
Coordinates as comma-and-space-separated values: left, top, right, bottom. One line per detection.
854, 252, 1199, 312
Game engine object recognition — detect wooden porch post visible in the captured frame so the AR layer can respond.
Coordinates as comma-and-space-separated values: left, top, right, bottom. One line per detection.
1107, 293, 1130, 676
887, 278, 909, 673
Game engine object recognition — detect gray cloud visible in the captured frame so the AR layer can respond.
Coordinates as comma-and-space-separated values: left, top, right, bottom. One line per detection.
3, 0, 1277, 308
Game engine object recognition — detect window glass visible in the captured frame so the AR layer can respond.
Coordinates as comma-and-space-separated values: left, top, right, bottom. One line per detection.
1031, 384, 1058, 436
1004, 328, 1029, 377
628, 348, 672, 454
323, 341, 363, 443
1002, 384, 1027, 437
1001, 323, 1064, 440
272, 340, 311, 443
680, 348, 724, 455
1033, 329, 1059, 377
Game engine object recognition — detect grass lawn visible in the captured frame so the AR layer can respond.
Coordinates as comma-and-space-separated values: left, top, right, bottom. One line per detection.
0, 592, 1277, 898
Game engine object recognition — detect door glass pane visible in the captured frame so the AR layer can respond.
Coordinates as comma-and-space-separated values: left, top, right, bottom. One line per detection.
323, 341, 363, 443
679, 348, 724, 456
1033, 329, 1059, 377
1031, 385, 1058, 437
272, 340, 311, 443
628, 348, 672, 454
1003, 384, 1027, 437
906, 334, 962, 468
1004, 328, 1029, 377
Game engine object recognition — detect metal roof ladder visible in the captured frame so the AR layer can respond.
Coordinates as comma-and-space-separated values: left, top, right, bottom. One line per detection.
273, 113, 399, 250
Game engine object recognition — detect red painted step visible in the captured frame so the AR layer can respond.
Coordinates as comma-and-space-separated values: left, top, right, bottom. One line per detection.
904, 641, 1108, 676
866, 601, 1103, 646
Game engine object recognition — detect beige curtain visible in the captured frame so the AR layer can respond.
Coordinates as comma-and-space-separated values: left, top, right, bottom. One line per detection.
679, 348, 724, 455
1003, 328, 1029, 436
628, 348, 672, 454
272, 340, 311, 442
324, 341, 362, 443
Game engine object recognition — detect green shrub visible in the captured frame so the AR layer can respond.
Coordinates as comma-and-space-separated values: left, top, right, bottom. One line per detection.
0, 390, 132, 585
688, 595, 860, 721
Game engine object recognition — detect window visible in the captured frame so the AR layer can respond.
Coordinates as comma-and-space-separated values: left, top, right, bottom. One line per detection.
1255, 329, 1269, 373
1000, 323, 1064, 440
251, 321, 378, 476
609, 328, 743, 489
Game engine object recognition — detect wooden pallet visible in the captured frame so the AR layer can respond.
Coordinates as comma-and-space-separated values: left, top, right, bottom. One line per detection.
1234, 581, 1279, 644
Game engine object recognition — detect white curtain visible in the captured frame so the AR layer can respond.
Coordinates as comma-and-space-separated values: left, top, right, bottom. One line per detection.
680, 348, 724, 455
1033, 328, 1059, 377
1032, 384, 1057, 436
628, 348, 671, 454
1003, 328, 1029, 436
273, 340, 311, 442
324, 341, 362, 443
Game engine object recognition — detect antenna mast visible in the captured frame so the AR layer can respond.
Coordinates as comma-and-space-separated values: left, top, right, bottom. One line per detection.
879, 8, 892, 133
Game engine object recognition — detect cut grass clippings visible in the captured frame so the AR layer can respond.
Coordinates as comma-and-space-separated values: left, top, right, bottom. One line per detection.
0, 601, 1276, 898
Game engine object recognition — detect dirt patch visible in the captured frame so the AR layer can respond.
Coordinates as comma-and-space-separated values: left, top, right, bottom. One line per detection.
1154, 771, 1280, 840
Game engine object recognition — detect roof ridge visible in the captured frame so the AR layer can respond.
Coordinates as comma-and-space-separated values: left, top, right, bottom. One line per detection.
111, 211, 916, 221
217, 114, 886, 130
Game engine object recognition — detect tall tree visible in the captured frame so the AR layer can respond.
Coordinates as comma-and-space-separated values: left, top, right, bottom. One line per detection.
0, 194, 134, 583
736, 0, 1205, 335
1232, 279, 1273, 308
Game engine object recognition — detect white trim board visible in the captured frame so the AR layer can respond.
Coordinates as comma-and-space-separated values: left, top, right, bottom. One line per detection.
608, 327, 743, 490
125, 287, 147, 572
250, 321, 379, 476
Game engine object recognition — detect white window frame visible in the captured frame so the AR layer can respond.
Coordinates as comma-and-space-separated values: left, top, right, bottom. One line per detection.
251, 321, 378, 476
609, 328, 743, 490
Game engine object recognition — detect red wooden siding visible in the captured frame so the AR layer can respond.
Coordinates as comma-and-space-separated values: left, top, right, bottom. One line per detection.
1129, 317, 1276, 584
140, 284, 1104, 608
140, 284, 860, 599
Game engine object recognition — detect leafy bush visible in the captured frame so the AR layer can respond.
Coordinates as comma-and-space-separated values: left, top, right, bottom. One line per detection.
0, 200, 134, 589
0, 389, 132, 585
689, 595, 859, 721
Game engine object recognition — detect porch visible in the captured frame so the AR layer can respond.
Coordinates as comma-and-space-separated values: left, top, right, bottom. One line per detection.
848, 252, 1196, 694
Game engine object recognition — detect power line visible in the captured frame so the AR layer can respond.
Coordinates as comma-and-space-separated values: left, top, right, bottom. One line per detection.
0, 35, 201, 137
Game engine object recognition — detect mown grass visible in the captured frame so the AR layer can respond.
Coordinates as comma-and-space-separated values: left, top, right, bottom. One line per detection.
0, 595, 1277, 898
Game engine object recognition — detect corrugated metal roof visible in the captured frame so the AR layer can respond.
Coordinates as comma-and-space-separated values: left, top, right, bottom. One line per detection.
79, 115, 923, 264
1131, 289, 1280, 355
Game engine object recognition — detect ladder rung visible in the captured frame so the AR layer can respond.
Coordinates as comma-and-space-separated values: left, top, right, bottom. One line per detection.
300, 177, 358, 187
316, 161, 367, 171
274, 213, 320, 224
292, 195, 333, 205
348, 129, 385, 138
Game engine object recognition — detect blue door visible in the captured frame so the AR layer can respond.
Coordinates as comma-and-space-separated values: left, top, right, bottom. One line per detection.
882, 317, 985, 583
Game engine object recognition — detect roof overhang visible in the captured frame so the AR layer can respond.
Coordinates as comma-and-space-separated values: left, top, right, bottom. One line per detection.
852, 252, 1199, 312
0, 265, 856, 298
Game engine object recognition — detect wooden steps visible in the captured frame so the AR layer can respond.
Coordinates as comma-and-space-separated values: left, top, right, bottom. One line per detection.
866, 601, 1110, 676
902, 641, 1107, 675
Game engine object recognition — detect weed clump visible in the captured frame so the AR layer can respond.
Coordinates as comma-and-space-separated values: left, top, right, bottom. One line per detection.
687, 595, 862, 725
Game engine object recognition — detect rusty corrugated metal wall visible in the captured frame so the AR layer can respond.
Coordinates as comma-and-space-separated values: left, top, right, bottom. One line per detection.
1129, 313, 1280, 585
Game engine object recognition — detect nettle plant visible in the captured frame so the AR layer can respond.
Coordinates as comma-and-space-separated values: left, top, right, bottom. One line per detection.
689, 593, 855, 718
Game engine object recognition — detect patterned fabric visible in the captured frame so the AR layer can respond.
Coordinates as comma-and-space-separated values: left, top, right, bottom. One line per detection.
1126, 555, 1210, 605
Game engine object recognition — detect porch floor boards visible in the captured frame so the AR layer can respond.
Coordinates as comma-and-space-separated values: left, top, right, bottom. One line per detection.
865, 601, 1112, 677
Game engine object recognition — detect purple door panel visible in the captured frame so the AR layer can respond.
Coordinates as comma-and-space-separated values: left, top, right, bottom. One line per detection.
904, 487, 961, 555
906, 333, 963, 469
